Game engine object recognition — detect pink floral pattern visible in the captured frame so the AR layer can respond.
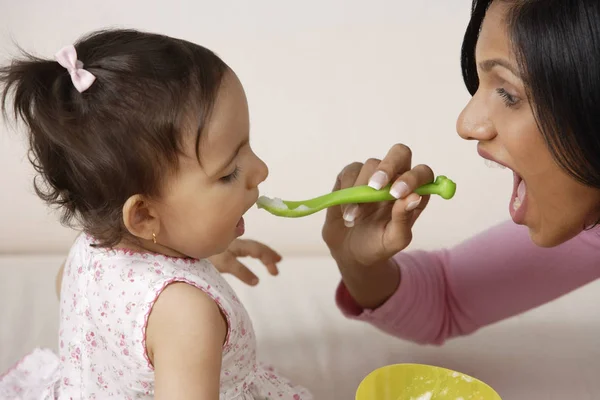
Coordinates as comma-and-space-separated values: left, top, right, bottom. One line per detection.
0, 234, 312, 399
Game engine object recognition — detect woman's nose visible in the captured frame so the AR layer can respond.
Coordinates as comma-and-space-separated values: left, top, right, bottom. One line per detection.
456, 94, 496, 141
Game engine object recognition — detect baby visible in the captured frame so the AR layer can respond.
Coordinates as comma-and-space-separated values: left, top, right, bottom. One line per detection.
0, 29, 312, 400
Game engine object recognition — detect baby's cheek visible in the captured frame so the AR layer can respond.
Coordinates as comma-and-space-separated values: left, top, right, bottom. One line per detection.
189, 220, 230, 256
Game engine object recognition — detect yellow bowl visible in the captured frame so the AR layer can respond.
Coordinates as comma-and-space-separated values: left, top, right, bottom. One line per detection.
355, 364, 502, 400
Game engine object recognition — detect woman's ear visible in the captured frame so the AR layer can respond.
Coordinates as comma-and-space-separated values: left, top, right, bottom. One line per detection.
122, 194, 160, 242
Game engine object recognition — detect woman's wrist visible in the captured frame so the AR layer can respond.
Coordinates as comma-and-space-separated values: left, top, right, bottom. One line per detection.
335, 255, 401, 310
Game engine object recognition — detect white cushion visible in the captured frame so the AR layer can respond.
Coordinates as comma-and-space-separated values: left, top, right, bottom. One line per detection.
1, 255, 599, 399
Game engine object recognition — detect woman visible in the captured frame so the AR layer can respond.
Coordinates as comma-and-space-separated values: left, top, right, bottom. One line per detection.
323, 0, 600, 344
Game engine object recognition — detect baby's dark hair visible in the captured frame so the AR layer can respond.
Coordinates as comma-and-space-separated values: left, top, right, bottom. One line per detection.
0, 29, 228, 246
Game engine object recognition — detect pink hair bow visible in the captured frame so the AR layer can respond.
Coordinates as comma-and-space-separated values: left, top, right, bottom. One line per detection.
55, 45, 96, 93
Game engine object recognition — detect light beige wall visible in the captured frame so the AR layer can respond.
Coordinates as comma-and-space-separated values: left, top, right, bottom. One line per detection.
0, 0, 511, 255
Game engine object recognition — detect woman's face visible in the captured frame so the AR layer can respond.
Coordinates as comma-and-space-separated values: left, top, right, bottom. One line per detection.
456, 1, 600, 247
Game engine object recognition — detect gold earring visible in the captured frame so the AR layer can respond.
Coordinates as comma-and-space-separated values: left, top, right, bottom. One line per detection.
152, 233, 157, 244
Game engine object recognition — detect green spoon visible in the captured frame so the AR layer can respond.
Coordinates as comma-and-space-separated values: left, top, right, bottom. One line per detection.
256, 175, 456, 218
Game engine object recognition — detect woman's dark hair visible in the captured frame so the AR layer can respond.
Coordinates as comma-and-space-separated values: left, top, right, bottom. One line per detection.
0, 29, 228, 246
461, 0, 600, 189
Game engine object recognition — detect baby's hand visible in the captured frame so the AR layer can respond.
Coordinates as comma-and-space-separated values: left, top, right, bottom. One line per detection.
208, 239, 281, 286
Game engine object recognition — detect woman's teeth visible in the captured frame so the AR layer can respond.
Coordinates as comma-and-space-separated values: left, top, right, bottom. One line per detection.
513, 197, 522, 211
513, 180, 526, 211
484, 159, 506, 169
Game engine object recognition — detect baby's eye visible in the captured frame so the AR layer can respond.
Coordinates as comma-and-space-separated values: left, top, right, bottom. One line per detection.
220, 167, 240, 183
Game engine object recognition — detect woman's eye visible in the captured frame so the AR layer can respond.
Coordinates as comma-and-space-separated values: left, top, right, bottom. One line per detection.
496, 88, 519, 107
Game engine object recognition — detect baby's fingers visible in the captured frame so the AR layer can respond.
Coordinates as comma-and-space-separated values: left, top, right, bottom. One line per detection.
229, 260, 260, 286
229, 239, 281, 275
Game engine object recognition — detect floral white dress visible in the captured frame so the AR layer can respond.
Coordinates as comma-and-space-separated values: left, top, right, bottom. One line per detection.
0, 234, 312, 400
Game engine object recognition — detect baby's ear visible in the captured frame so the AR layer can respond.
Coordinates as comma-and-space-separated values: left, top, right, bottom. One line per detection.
122, 194, 160, 242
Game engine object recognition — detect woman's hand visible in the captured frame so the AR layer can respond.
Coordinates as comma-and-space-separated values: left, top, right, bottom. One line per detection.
322, 144, 433, 308
209, 239, 281, 286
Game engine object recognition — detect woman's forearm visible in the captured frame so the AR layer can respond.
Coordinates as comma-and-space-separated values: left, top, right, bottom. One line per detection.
335, 256, 401, 310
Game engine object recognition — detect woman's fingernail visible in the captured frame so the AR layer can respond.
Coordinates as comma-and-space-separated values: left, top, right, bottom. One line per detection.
343, 204, 358, 223
344, 219, 355, 228
390, 181, 410, 199
368, 171, 388, 190
405, 196, 422, 212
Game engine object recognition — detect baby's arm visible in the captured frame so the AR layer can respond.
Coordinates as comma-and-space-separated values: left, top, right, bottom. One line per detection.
146, 282, 226, 400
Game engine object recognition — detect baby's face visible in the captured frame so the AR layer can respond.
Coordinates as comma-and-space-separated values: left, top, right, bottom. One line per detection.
155, 71, 268, 259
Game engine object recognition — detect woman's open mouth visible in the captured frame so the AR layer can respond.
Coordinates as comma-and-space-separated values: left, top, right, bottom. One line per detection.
510, 172, 527, 224
479, 146, 528, 224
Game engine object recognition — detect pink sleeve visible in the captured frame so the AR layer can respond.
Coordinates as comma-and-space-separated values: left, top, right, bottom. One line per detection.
336, 220, 600, 344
